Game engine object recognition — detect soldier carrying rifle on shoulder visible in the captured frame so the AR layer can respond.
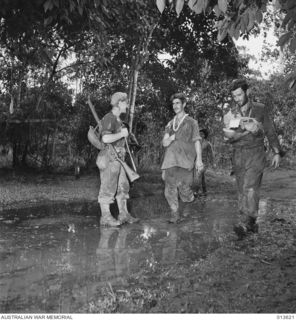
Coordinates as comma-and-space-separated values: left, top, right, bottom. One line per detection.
88, 92, 139, 227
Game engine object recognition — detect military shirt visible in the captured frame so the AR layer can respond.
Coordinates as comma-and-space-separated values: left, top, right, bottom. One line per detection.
101, 112, 125, 148
161, 115, 201, 170
224, 101, 281, 151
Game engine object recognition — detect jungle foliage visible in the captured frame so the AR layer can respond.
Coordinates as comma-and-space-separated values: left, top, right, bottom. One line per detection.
0, 0, 295, 170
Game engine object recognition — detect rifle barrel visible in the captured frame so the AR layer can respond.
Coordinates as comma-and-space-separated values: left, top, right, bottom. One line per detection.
125, 137, 137, 172
88, 101, 100, 125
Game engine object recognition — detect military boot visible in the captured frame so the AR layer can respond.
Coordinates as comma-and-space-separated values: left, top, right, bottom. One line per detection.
117, 199, 139, 224
246, 216, 259, 233
100, 204, 121, 227
233, 224, 248, 240
201, 187, 207, 197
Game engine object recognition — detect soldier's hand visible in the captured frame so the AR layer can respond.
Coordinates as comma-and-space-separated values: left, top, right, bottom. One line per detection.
170, 134, 176, 141
121, 127, 129, 138
271, 154, 280, 168
195, 161, 204, 172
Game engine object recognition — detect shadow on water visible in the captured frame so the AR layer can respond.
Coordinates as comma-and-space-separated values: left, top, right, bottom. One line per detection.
0, 195, 293, 312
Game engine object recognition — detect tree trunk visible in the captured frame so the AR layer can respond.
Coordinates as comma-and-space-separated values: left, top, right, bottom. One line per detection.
127, 22, 158, 132
51, 126, 57, 165
127, 72, 134, 104
16, 77, 22, 110
42, 131, 50, 168
12, 143, 18, 168
35, 46, 66, 110
21, 141, 29, 167
128, 69, 139, 133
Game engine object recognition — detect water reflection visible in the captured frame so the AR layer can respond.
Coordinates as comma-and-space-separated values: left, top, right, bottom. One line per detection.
1, 196, 286, 312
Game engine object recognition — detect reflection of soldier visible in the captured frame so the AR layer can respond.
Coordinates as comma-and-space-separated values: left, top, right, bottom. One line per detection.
161, 228, 177, 264
95, 227, 146, 282
95, 228, 129, 282
224, 79, 282, 240
113, 228, 130, 279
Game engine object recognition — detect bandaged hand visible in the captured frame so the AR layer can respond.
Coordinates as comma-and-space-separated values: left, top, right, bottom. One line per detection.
195, 160, 204, 172
271, 154, 280, 168
121, 127, 129, 138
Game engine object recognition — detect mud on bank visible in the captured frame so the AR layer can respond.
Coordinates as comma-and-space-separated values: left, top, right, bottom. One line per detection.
78, 197, 296, 313
0, 168, 296, 313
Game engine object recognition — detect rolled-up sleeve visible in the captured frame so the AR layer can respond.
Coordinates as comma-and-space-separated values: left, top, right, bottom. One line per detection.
101, 114, 115, 136
191, 119, 201, 142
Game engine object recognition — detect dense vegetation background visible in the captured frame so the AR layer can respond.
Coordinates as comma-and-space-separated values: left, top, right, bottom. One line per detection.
0, 0, 295, 172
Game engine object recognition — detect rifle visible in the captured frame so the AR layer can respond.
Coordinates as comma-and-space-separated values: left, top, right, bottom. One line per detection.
87, 96, 140, 182
108, 143, 140, 182
87, 96, 101, 126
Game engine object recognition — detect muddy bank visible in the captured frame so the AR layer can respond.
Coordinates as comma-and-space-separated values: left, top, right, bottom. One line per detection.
1, 166, 295, 212
0, 167, 296, 313
0, 170, 164, 212
149, 199, 296, 313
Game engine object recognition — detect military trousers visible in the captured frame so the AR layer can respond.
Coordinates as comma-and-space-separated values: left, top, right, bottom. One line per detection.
163, 166, 195, 212
96, 147, 129, 204
232, 144, 266, 224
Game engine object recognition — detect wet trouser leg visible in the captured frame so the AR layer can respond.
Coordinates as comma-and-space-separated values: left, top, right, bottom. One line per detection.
96, 149, 130, 227
98, 159, 121, 204
115, 165, 130, 203
164, 181, 179, 213
116, 166, 139, 223
233, 145, 265, 226
97, 149, 129, 205
164, 167, 194, 213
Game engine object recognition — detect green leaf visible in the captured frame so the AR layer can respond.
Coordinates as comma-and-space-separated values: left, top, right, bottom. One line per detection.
156, 0, 166, 13
44, 16, 53, 26
278, 31, 292, 49
214, 19, 224, 29
202, 0, 210, 13
69, 0, 75, 12
233, 24, 240, 40
218, 0, 228, 13
273, 0, 281, 10
247, 8, 256, 31
235, 0, 244, 9
176, 0, 184, 16
287, 18, 295, 30
217, 19, 230, 41
240, 13, 249, 33
289, 36, 296, 52
43, 0, 53, 12
286, 0, 296, 10
255, 10, 263, 23
227, 23, 235, 37
213, 4, 221, 17
188, 0, 203, 14
282, 11, 292, 29
217, 27, 228, 42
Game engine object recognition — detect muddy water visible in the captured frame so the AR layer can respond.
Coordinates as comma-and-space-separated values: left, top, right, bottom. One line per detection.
0, 196, 239, 312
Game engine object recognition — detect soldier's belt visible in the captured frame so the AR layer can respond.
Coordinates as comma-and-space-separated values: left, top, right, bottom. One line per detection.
233, 143, 264, 150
